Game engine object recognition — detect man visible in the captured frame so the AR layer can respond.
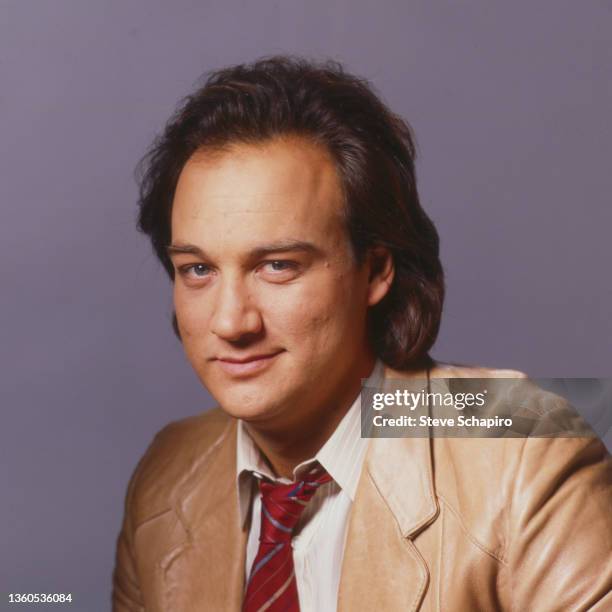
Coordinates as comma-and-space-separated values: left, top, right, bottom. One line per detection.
113, 57, 611, 611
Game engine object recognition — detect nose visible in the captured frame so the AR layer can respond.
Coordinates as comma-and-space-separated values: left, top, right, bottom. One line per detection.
209, 275, 263, 342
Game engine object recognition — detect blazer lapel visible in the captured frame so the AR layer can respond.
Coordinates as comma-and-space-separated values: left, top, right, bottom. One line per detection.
161, 418, 247, 612
338, 367, 439, 611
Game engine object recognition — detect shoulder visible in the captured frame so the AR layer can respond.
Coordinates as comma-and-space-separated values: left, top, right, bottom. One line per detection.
125, 407, 234, 525
419, 361, 609, 486
417, 364, 611, 559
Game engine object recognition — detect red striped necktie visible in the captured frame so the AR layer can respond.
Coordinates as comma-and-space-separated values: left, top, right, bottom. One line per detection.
242, 465, 333, 612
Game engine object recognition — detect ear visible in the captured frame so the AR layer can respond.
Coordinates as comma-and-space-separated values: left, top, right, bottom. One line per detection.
366, 246, 395, 307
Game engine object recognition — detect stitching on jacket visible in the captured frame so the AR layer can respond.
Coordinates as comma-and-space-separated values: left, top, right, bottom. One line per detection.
403, 535, 430, 612
132, 507, 174, 531
436, 494, 507, 566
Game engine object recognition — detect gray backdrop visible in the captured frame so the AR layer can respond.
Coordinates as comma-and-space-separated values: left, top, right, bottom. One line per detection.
1, 1, 610, 609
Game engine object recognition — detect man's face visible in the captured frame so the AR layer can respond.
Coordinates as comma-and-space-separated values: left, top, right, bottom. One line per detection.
169, 136, 386, 429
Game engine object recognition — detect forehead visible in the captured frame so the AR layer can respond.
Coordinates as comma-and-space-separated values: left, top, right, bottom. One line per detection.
170, 136, 348, 250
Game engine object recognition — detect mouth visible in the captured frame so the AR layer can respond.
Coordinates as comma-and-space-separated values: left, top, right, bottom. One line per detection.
214, 350, 284, 378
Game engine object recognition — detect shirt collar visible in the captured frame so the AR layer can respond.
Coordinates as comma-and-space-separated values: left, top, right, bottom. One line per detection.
236, 359, 385, 526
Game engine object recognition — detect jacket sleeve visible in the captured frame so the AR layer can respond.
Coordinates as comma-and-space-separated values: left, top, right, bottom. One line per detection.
112, 465, 145, 612
506, 435, 612, 611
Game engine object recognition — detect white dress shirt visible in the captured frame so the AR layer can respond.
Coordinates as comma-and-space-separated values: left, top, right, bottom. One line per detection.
236, 359, 384, 612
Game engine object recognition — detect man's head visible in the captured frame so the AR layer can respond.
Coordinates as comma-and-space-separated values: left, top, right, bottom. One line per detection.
137, 56, 444, 424
167, 135, 392, 427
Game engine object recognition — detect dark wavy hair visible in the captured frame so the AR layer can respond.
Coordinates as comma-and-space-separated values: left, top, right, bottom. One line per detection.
137, 55, 444, 370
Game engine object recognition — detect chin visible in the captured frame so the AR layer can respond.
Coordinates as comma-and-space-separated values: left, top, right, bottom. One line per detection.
205, 381, 280, 421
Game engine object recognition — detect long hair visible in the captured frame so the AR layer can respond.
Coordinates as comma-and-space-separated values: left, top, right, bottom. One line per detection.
137, 56, 444, 370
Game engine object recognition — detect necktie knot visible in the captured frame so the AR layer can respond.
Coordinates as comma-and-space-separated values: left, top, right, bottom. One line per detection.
257, 466, 332, 544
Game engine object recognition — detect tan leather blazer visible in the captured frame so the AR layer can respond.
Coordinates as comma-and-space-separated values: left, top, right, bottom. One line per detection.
112, 365, 612, 611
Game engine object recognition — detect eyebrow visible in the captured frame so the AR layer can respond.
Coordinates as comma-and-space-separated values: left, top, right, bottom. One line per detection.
166, 239, 320, 260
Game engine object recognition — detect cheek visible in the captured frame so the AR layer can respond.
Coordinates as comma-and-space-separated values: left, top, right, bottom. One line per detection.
263, 273, 362, 347
173, 286, 211, 340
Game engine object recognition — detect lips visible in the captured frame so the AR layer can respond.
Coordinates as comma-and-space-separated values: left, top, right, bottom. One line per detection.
214, 351, 283, 377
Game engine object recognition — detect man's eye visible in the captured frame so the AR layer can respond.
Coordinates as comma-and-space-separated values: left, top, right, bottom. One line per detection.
180, 264, 211, 278
259, 260, 300, 281
264, 259, 298, 274
266, 260, 295, 272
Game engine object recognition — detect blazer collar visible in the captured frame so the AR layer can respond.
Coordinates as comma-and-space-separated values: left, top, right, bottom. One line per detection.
337, 364, 439, 611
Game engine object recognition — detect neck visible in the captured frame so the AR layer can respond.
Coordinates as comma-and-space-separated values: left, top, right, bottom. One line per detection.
244, 353, 377, 479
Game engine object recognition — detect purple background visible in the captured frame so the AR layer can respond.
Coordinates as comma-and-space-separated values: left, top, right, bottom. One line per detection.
1, 1, 610, 608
